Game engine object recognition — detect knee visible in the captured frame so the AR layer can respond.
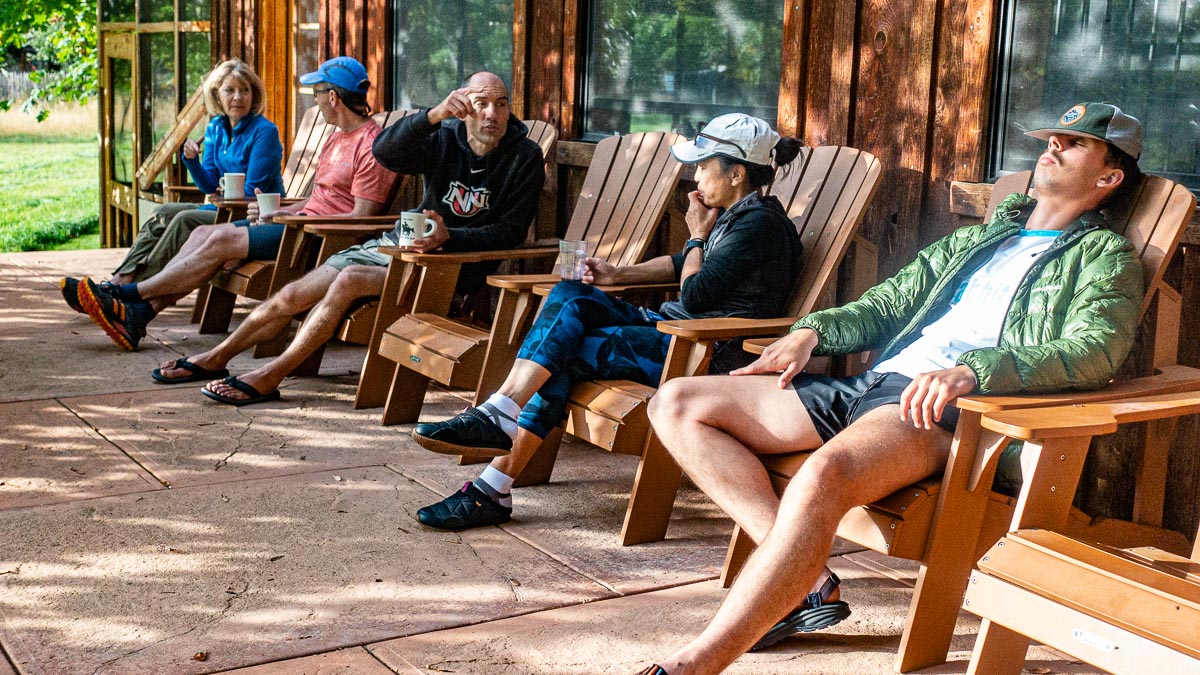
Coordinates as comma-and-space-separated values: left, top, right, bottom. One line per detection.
649, 378, 703, 431
202, 227, 242, 256
187, 224, 214, 244
789, 451, 855, 500
272, 282, 308, 314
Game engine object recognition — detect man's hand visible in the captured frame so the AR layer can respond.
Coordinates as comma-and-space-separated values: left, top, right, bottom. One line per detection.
428, 87, 481, 125
246, 187, 262, 221
730, 328, 819, 389
581, 257, 618, 285
182, 139, 201, 160
685, 190, 719, 241
402, 209, 449, 252
898, 364, 978, 430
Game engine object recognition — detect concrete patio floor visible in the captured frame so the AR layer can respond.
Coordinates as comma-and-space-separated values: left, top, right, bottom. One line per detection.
0, 249, 1099, 674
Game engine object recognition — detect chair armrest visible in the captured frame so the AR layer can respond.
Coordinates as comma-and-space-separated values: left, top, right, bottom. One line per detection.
274, 214, 397, 225
953, 364, 1200, 414
487, 273, 564, 290
980, 389, 1200, 442
164, 185, 206, 202
211, 197, 305, 209
377, 244, 558, 265
302, 222, 395, 237
655, 317, 797, 341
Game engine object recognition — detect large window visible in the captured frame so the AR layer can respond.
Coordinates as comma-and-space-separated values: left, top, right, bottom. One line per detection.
992, 0, 1200, 189
583, 0, 784, 138
391, 0, 514, 109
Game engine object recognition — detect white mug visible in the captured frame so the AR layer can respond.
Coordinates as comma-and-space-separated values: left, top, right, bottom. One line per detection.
218, 172, 246, 199
395, 212, 438, 246
255, 192, 281, 221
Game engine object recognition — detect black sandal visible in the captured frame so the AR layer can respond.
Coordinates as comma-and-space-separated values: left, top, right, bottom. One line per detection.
200, 375, 281, 407
750, 571, 851, 651
151, 357, 230, 384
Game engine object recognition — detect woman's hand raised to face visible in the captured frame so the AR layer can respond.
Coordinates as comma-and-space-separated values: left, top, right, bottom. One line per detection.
685, 190, 719, 241
182, 138, 201, 160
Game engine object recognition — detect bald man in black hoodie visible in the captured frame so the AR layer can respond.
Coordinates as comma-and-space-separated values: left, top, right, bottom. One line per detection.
175, 72, 545, 406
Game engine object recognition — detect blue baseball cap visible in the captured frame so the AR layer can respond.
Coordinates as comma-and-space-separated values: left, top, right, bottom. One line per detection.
299, 57, 370, 95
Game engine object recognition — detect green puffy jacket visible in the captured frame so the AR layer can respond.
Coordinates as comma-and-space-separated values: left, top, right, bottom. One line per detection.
795, 193, 1144, 394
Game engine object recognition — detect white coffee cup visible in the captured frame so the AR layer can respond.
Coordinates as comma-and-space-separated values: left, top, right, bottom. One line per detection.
395, 211, 438, 246
218, 172, 246, 199
255, 192, 281, 221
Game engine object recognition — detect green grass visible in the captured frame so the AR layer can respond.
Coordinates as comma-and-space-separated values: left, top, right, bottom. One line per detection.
0, 136, 100, 252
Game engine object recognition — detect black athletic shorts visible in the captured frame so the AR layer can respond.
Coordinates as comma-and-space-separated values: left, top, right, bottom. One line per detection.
790, 370, 960, 442
233, 219, 285, 261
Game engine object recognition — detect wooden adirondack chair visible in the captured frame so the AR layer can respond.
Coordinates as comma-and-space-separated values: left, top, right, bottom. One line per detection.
135, 86, 208, 204
281, 120, 561, 376
192, 108, 420, 336
495, 145, 883, 546
718, 171, 1199, 672
962, 391, 1200, 674
356, 130, 682, 423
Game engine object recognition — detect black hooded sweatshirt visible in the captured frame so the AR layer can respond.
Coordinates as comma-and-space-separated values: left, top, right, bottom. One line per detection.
371, 110, 545, 253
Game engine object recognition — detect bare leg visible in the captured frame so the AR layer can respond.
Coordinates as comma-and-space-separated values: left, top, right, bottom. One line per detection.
136, 224, 248, 304
489, 359, 555, 408
208, 265, 386, 399
488, 427, 542, 478
650, 377, 952, 675
156, 266, 338, 380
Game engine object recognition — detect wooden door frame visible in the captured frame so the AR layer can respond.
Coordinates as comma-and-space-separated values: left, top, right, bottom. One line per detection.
100, 31, 138, 247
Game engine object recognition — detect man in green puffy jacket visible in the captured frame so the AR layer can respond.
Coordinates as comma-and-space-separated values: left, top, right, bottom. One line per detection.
639, 103, 1146, 675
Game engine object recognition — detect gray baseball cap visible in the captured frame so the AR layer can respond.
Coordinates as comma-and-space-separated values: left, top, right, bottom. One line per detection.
1025, 102, 1143, 160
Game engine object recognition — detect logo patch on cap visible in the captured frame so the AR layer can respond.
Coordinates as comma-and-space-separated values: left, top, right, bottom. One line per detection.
1060, 105, 1086, 126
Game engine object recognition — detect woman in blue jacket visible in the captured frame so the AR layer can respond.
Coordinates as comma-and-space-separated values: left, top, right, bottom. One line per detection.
109, 59, 285, 285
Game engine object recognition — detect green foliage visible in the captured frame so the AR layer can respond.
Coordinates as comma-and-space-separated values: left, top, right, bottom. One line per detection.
1, 0, 98, 120
0, 138, 99, 251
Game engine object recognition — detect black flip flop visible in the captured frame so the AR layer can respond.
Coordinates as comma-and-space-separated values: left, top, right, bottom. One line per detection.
750, 572, 852, 651
200, 375, 281, 407
151, 358, 230, 384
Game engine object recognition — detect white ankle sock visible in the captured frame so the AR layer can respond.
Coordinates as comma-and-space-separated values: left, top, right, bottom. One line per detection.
475, 465, 514, 507
479, 393, 520, 439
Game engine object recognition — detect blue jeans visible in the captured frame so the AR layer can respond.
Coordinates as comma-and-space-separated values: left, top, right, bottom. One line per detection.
515, 281, 670, 438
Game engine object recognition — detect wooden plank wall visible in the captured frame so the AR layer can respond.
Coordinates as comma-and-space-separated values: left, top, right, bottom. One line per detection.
317, 0, 390, 113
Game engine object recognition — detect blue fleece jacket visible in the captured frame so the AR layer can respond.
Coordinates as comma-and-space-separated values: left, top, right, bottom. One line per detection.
182, 113, 285, 209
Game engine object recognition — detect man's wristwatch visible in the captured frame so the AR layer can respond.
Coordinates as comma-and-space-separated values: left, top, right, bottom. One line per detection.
684, 237, 707, 255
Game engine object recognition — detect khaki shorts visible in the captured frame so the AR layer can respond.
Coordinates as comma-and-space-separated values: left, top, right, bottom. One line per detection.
324, 235, 393, 270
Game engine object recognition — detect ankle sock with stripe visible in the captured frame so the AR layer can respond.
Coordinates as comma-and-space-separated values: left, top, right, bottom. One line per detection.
478, 393, 520, 440
473, 465, 514, 508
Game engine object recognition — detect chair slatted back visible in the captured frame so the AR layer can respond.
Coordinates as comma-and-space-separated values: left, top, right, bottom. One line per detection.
768, 146, 884, 318
523, 120, 558, 161
281, 106, 333, 198
982, 170, 1196, 320
562, 132, 686, 268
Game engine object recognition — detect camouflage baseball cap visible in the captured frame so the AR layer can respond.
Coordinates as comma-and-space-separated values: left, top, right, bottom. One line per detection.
1025, 102, 1143, 160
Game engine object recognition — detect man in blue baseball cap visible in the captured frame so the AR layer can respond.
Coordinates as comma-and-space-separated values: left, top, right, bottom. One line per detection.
299, 56, 372, 109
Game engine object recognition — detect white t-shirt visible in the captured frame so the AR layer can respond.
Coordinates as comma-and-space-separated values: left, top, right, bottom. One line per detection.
873, 230, 1060, 379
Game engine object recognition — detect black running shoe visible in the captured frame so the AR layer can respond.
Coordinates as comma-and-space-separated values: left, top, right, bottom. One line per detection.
412, 406, 515, 457
78, 277, 148, 351
417, 481, 513, 531
60, 277, 86, 313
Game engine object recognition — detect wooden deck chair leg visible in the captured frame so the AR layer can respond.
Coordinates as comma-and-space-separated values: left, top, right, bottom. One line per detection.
190, 285, 210, 323
198, 286, 237, 334
720, 525, 756, 588
381, 364, 432, 426
511, 427, 565, 487
620, 434, 684, 546
965, 618, 1030, 675
895, 412, 1005, 672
